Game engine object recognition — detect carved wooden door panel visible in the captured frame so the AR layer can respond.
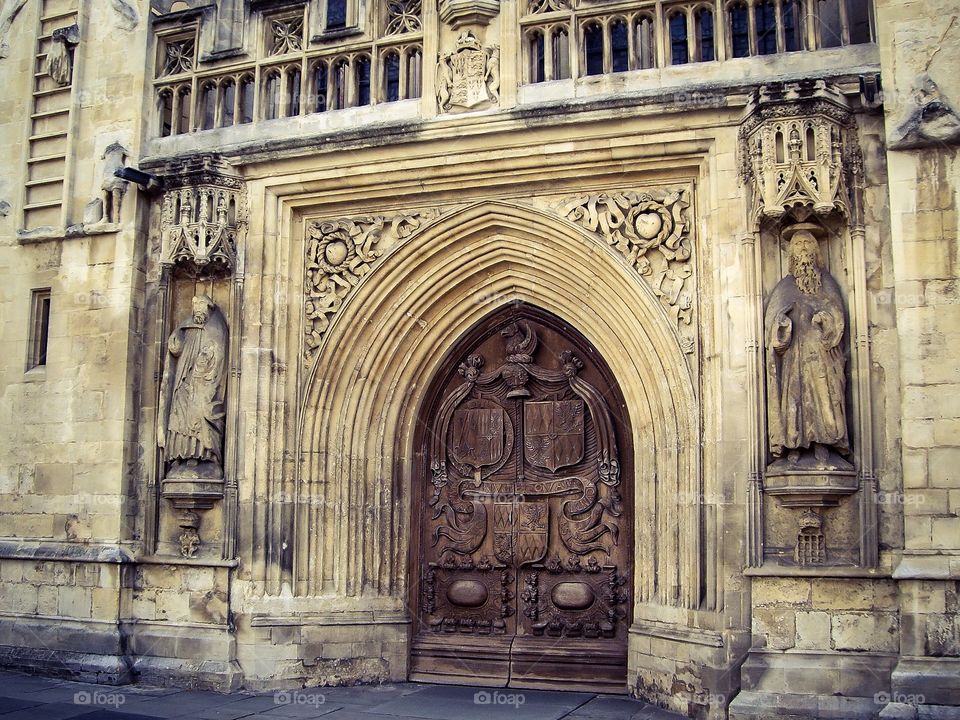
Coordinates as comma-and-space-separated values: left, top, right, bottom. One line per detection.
410, 310, 632, 692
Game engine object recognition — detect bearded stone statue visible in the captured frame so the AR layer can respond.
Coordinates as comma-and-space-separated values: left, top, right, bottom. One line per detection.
765, 225, 850, 467
158, 295, 229, 478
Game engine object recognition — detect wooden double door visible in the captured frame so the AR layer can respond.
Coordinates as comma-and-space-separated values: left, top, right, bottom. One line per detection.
410, 307, 633, 692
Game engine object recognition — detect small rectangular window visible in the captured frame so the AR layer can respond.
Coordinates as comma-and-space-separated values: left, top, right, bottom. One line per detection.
27, 289, 51, 371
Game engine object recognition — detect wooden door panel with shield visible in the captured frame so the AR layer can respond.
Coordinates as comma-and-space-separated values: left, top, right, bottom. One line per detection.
410, 308, 632, 692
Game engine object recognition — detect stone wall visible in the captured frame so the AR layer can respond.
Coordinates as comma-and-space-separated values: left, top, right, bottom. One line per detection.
0, 1, 956, 718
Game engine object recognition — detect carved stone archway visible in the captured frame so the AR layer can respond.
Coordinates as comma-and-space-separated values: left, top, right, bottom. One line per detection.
295, 200, 701, 678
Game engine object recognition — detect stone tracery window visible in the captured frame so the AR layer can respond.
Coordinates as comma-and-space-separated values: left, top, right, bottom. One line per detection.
152, 2, 422, 137
668, 11, 689, 65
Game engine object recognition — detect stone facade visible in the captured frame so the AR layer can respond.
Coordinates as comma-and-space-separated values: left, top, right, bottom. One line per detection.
0, 0, 958, 718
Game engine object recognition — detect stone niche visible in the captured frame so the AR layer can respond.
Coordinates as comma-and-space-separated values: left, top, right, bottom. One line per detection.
739, 80, 877, 569
149, 155, 246, 560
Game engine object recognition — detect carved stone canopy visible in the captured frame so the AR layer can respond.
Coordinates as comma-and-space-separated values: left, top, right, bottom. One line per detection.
159, 155, 246, 276
438, 0, 500, 28
739, 80, 864, 227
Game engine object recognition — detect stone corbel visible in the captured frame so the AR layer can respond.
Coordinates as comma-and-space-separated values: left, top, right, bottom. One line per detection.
438, 0, 499, 28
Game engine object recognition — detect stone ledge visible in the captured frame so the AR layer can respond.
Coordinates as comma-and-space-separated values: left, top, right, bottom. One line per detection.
629, 620, 725, 647
0, 540, 134, 564
16, 222, 123, 244
892, 553, 960, 580
250, 610, 411, 627
890, 657, 960, 707
745, 565, 891, 578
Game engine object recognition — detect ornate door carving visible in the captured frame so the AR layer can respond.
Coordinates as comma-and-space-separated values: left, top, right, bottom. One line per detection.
410, 308, 632, 692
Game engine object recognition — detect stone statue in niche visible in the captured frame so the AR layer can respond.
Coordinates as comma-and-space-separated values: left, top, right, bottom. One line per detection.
765, 223, 850, 469
158, 295, 229, 480
45, 23, 79, 86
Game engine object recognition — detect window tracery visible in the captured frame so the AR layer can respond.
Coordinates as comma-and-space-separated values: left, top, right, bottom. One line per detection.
153, 2, 422, 137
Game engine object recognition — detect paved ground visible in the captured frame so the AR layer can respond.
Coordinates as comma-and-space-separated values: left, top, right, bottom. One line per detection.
0, 670, 683, 719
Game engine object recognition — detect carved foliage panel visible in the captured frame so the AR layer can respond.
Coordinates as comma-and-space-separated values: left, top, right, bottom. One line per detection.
302, 209, 440, 363
553, 187, 696, 356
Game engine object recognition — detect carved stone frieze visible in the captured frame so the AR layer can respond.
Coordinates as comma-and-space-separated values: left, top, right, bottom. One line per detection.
557, 188, 695, 354
303, 209, 440, 363
159, 155, 247, 275
437, 31, 499, 112
739, 80, 864, 225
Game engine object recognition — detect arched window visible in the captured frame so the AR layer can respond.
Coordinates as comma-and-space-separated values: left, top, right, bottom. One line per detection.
847, 0, 873, 44
355, 55, 371, 105
611, 18, 629, 72
406, 48, 422, 98
529, 30, 545, 83
669, 12, 688, 65
239, 75, 255, 124
332, 58, 349, 109
199, 82, 216, 130
384, 51, 400, 102
220, 80, 236, 127
177, 87, 191, 133
159, 90, 173, 137
755, 0, 778, 54
263, 71, 281, 119
552, 28, 570, 79
805, 126, 816, 161
313, 62, 329, 112
775, 130, 785, 163
327, 0, 347, 30
729, 2, 750, 57
817, 0, 843, 48
635, 15, 655, 69
286, 67, 302, 116
695, 7, 715, 62
583, 22, 603, 76
783, 0, 804, 51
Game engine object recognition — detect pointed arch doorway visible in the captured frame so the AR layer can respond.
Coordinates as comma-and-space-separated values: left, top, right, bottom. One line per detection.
409, 303, 633, 693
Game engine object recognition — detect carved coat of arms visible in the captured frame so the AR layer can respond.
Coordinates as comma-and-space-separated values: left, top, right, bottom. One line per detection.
450, 407, 504, 468
523, 400, 584, 472
437, 31, 499, 112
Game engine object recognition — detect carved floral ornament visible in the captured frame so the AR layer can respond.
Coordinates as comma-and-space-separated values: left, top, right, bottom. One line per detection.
302, 190, 696, 366
303, 210, 440, 362
556, 189, 696, 354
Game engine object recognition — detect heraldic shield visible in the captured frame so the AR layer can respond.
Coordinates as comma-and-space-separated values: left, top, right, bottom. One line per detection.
413, 309, 631, 692
523, 400, 585, 472
450, 406, 505, 468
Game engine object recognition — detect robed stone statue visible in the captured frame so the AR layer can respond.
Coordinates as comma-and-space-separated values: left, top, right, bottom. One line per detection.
765, 226, 850, 466
158, 295, 229, 477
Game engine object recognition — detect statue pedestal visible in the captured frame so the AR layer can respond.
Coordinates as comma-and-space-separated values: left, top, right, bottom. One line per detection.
161, 461, 224, 558
764, 451, 857, 507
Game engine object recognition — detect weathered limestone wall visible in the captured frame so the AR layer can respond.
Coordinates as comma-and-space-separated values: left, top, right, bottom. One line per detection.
0, 1, 956, 718
877, 0, 960, 713
0, 0, 149, 680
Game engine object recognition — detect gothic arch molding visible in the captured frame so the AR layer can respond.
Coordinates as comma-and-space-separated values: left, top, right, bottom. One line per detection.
296, 200, 702, 610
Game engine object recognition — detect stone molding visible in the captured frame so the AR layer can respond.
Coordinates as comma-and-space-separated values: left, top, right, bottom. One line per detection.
297, 201, 702, 611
